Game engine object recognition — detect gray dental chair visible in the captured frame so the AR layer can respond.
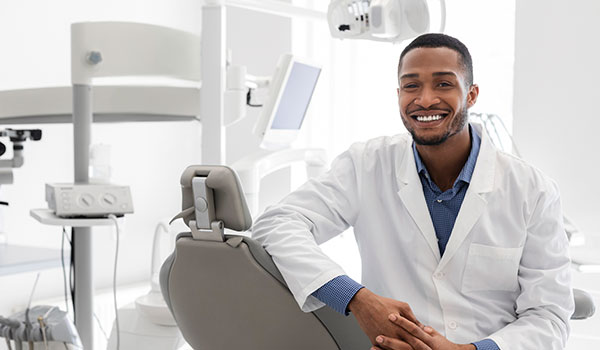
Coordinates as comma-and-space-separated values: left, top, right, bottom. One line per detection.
160, 165, 371, 349
160, 165, 595, 350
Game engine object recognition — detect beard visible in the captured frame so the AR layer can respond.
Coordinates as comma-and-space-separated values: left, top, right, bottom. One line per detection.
403, 105, 469, 146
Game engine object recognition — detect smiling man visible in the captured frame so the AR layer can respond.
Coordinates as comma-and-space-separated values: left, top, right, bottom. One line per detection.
252, 33, 573, 350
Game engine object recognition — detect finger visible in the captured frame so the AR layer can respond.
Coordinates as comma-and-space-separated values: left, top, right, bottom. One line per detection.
420, 325, 440, 337
401, 307, 423, 327
423, 326, 436, 334
392, 326, 432, 350
375, 335, 414, 350
389, 314, 434, 348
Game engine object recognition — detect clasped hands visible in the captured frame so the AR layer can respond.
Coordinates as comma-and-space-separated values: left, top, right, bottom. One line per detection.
348, 288, 474, 350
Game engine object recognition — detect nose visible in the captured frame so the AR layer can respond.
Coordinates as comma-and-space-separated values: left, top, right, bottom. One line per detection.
414, 87, 440, 108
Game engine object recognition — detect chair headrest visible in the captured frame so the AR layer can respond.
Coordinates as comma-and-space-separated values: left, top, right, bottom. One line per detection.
175, 165, 252, 232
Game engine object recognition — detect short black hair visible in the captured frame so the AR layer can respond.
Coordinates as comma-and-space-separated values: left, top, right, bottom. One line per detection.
398, 33, 473, 86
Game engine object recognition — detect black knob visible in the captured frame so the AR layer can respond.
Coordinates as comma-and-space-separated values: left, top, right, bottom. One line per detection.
338, 24, 351, 32
30, 129, 42, 141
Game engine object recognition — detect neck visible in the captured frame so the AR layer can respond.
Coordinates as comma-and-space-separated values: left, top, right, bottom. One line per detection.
415, 126, 471, 191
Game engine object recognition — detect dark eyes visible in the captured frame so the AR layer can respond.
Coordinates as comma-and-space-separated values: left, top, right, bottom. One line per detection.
401, 82, 453, 89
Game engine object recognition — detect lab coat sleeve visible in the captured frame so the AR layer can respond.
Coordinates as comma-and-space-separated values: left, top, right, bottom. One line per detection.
252, 147, 362, 312
487, 180, 574, 350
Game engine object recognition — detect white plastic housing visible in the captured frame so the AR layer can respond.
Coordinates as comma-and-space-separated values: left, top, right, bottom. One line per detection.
253, 54, 321, 150
328, 0, 446, 43
71, 22, 202, 85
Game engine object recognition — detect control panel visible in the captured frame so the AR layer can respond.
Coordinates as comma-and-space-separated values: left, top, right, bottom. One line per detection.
46, 183, 133, 218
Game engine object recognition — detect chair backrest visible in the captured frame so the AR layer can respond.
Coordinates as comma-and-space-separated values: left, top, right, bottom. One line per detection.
161, 233, 367, 349
71, 22, 202, 84
160, 165, 371, 349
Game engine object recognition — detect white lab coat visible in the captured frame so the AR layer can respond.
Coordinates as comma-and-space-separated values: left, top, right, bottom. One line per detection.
252, 123, 573, 349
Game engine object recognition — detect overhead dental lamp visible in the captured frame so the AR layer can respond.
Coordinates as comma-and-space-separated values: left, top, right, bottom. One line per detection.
328, 0, 446, 42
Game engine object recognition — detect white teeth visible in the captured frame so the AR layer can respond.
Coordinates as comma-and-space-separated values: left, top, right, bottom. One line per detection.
415, 114, 443, 122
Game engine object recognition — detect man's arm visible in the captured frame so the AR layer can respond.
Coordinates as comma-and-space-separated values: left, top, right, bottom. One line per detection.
347, 288, 432, 347
253, 144, 431, 347
252, 148, 362, 312
312, 275, 364, 315
471, 339, 499, 350
315, 276, 438, 348
484, 180, 573, 349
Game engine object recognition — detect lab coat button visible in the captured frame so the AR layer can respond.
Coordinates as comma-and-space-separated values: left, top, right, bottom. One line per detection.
434, 272, 444, 279
448, 321, 457, 330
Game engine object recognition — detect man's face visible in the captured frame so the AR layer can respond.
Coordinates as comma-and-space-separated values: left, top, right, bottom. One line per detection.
397, 47, 478, 146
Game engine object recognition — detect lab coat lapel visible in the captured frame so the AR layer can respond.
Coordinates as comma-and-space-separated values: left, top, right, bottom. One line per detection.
437, 124, 496, 271
396, 137, 441, 262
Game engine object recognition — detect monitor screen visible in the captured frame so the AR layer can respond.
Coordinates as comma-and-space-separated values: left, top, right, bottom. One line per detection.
270, 62, 321, 130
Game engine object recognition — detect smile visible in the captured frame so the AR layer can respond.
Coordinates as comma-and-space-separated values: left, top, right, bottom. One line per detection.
410, 113, 449, 123
415, 114, 444, 122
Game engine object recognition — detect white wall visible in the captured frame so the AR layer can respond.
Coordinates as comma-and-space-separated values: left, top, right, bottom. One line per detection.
513, 0, 600, 347
0, 0, 292, 325
513, 0, 600, 237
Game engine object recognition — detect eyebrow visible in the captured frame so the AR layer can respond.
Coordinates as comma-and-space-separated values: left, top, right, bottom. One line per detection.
400, 71, 457, 80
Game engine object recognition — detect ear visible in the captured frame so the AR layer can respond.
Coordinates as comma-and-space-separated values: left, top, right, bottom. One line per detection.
466, 84, 479, 108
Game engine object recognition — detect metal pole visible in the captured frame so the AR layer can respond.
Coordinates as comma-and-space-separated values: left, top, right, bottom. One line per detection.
72, 84, 94, 350
201, 4, 227, 165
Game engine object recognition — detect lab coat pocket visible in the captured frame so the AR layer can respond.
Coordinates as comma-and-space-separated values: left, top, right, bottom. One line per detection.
462, 243, 523, 293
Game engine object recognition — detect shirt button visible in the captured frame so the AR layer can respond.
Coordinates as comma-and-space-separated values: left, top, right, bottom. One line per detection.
433, 272, 445, 279
436, 199, 443, 203
448, 321, 457, 330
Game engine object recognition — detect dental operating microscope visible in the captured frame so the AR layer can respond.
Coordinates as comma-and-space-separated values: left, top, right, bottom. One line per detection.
0, 128, 42, 184
0, 128, 42, 240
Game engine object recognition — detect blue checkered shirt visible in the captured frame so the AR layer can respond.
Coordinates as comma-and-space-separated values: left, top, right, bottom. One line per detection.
312, 126, 499, 350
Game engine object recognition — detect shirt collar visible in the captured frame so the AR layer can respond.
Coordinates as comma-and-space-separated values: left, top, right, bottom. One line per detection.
412, 123, 481, 189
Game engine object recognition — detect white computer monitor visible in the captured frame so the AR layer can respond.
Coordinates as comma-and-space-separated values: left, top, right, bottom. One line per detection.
254, 54, 321, 150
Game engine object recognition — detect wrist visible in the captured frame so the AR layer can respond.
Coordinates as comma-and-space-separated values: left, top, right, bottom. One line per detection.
460, 344, 476, 350
347, 287, 368, 313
